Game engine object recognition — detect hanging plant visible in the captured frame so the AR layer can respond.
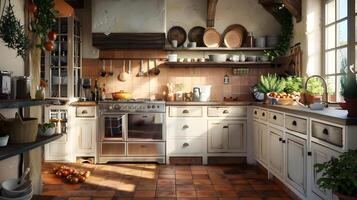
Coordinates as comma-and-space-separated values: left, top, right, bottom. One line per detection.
0, 0, 28, 58
264, 6, 293, 61
29, 0, 58, 51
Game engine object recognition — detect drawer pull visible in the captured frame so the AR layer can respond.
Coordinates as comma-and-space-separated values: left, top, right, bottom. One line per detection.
279, 137, 282, 142
282, 140, 286, 143
308, 152, 312, 156
254, 110, 257, 115
262, 112, 265, 117
322, 128, 329, 135
292, 120, 297, 126
182, 125, 189, 129
273, 115, 277, 120
182, 142, 189, 147
223, 110, 229, 114
182, 110, 189, 114
223, 126, 229, 129
81, 110, 88, 114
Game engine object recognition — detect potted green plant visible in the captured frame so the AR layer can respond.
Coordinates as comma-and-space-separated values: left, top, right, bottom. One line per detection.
303, 77, 325, 105
315, 150, 357, 200
340, 65, 357, 117
256, 74, 285, 104
38, 122, 56, 136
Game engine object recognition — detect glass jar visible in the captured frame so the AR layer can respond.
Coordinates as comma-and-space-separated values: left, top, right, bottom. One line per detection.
35, 86, 45, 100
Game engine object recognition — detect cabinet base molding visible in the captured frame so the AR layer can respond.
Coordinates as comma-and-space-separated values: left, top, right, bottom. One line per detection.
273, 177, 302, 200
207, 156, 246, 165
169, 157, 203, 165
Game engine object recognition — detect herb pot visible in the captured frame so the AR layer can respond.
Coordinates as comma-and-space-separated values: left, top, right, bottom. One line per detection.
303, 93, 322, 106
335, 192, 357, 200
345, 97, 357, 117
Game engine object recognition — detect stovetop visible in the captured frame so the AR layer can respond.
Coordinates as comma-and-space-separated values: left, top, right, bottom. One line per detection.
99, 99, 166, 113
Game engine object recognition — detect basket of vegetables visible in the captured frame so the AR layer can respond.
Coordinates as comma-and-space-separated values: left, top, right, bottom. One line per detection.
38, 123, 56, 136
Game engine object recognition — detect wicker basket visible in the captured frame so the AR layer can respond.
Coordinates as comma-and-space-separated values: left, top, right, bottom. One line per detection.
0, 113, 38, 144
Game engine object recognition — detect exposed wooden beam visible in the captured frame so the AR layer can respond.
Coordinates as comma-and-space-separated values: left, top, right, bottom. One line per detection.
207, 0, 218, 27
282, 0, 302, 22
64, 0, 84, 9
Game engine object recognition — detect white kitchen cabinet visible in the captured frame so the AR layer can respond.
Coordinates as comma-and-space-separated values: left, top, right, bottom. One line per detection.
311, 142, 340, 200
253, 120, 260, 160
260, 123, 269, 166
269, 127, 284, 178
208, 121, 246, 153
74, 119, 97, 156
286, 133, 307, 196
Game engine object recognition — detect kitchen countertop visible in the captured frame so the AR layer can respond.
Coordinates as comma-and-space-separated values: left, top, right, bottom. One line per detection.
252, 102, 357, 126
166, 101, 252, 106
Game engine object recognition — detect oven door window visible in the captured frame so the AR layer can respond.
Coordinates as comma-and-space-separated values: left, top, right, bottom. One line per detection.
128, 113, 163, 140
104, 115, 125, 140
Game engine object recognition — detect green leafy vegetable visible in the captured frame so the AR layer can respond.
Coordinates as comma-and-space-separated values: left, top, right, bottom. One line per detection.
305, 77, 324, 96
284, 76, 303, 94
257, 74, 286, 93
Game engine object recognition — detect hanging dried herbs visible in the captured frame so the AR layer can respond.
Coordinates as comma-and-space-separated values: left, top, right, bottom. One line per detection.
0, 0, 28, 58
264, 6, 293, 61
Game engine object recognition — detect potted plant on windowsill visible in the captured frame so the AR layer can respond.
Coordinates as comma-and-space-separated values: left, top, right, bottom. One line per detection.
302, 77, 325, 105
315, 150, 357, 200
340, 65, 357, 117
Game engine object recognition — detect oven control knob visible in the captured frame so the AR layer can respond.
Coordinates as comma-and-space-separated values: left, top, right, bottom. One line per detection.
109, 106, 113, 110
129, 106, 134, 109
152, 105, 156, 109
140, 105, 145, 109
147, 105, 151, 109
113, 105, 120, 109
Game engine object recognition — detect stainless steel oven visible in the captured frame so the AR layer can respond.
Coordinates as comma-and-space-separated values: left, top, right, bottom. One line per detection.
100, 113, 127, 141
127, 113, 164, 141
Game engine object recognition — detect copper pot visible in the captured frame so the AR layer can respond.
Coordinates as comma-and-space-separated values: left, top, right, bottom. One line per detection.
112, 90, 132, 100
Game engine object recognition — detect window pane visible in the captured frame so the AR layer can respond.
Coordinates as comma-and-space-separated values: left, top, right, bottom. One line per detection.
337, 20, 347, 46
325, 50, 336, 74
337, 48, 348, 73
337, 0, 347, 19
325, 25, 336, 49
336, 75, 344, 102
325, 0, 336, 24
327, 76, 336, 102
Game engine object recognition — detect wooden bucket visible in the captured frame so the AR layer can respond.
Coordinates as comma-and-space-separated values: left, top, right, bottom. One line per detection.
0, 113, 38, 144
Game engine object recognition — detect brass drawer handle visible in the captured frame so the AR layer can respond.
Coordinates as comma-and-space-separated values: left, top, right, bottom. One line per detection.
182, 125, 189, 129
182, 142, 189, 147
182, 109, 189, 114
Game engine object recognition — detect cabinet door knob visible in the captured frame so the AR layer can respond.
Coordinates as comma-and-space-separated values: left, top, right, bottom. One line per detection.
182, 142, 189, 147
262, 112, 265, 117
292, 120, 297, 126
223, 110, 229, 114
307, 152, 312, 156
273, 115, 277, 120
282, 140, 286, 143
322, 128, 329, 135
182, 109, 189, 114
279, 138, 282, 141
254, 111, 257, 115
182, 125, 189, 129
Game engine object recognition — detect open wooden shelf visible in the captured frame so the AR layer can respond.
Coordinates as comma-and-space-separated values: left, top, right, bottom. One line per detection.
0, 134, 63, 161
164, 61, 278, 68
164, 47, 275, 51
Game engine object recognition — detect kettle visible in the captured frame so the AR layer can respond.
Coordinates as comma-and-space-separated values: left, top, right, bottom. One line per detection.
193, 87, 200, 102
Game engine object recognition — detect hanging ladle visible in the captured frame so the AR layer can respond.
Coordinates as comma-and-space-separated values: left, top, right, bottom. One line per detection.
108, 60, 114, 76
137, 60, 145, 77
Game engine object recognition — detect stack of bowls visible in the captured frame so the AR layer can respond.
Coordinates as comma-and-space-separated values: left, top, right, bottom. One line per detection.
0, 179, 32, 200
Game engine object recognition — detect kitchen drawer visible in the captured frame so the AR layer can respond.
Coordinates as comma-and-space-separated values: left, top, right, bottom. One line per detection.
259, 109, 268, 121
167, 118, 205, 138
285, 115, 307, 134
127, 142, 165, 156
268, 111, 284, 127
207, 106, 247, 117
169, 106, 202, 117
100, 142, 126, 156
76, 106, 96, 118
253, 108, 260, 119
167, 138, 203, 154
312, 121, 343, 147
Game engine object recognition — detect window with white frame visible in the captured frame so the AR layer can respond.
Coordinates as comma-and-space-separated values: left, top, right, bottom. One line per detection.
323, 0, 356, 103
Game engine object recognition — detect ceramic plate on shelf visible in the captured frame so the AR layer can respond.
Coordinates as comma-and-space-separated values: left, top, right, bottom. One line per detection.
223, 24, 247, 48
188, 26, 205, 47
167, 26, 187, 47
203, 27, 221, 48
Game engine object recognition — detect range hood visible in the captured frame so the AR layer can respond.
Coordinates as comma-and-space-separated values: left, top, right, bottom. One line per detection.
91, 0, 166, 50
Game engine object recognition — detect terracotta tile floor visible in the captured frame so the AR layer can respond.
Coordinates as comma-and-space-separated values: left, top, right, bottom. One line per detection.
37, 163, 293, 200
